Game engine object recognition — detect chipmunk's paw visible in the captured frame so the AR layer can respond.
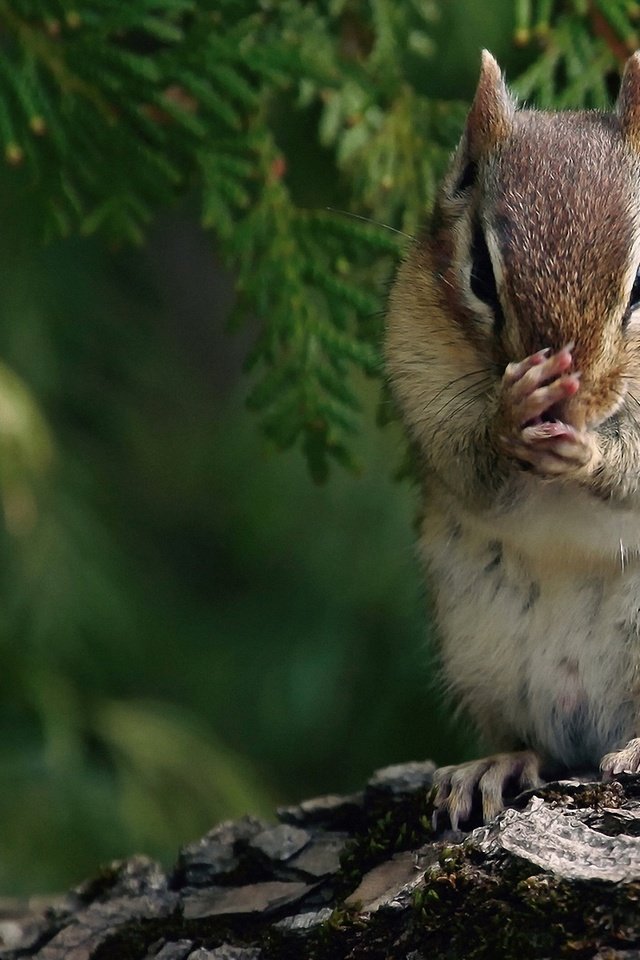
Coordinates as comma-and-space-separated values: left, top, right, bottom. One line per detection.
497, 344, 600, 478
431, 750, 543, 830
600, 738, 640, 778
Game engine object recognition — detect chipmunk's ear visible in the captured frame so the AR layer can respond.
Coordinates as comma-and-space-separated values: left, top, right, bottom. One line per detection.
617, 52, 640, 149
465, 50, 515, 159
443, 51, 515, 200
444, 50, 516, 199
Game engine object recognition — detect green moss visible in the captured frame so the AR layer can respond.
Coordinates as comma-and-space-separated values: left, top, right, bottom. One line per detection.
405, 843, 640, 959
335, 788, 434, 899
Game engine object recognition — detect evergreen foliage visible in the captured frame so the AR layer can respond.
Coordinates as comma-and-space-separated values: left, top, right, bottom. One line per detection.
0, 0, 636, 894
513, 0, 639, 105
0, 0, 465, 479
0, 1, 636, 475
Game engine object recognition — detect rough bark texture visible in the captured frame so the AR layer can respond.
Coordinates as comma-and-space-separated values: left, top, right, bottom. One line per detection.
4, 762, 640, 959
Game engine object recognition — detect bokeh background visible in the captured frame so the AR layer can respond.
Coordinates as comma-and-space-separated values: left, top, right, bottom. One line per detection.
0, 0, 622, 895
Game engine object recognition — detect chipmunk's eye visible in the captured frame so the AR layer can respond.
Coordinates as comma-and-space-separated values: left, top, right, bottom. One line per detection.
623, 266, 640, 329
469, 223, 503, 328
628, 267, 640, 312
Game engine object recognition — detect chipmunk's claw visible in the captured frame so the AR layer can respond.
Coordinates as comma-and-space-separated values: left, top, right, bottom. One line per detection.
498, 344, 600, 478
601, 738, 640, 778
432, 751, 544, 830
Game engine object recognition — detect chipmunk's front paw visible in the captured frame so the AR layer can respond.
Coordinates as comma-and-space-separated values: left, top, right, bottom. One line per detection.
600, 738, 640, 778
497, 344, 601, 478
432, 750, 543, 830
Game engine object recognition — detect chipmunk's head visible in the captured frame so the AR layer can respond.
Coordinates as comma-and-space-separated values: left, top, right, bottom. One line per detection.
435, 50, 640, 431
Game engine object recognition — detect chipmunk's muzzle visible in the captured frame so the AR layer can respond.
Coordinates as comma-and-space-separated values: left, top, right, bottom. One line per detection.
558, 371, 626, 432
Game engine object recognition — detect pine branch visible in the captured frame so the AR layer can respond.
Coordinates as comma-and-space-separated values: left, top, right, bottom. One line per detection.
513, 1, 640, 107
0, 1, 631, 476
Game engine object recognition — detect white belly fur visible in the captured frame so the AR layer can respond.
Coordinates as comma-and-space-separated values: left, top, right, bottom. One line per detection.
423, 477, 640, 767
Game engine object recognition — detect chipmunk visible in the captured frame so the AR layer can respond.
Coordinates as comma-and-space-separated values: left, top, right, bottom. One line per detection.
385, 49, 640, 829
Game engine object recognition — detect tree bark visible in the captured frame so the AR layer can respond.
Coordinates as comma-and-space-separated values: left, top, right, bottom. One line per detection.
3, 762, 640, 959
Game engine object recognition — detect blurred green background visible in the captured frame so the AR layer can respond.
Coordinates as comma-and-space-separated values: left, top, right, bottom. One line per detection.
0, 0, 557, 895
0, 193, 475, 896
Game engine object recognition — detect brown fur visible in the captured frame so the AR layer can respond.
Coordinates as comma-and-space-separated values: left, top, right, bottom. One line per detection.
466, 49, 515, 157
492, 111, 638, 430
387, 54, 640, 500
618, 51, 640, 150
386, 52, 640, 824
